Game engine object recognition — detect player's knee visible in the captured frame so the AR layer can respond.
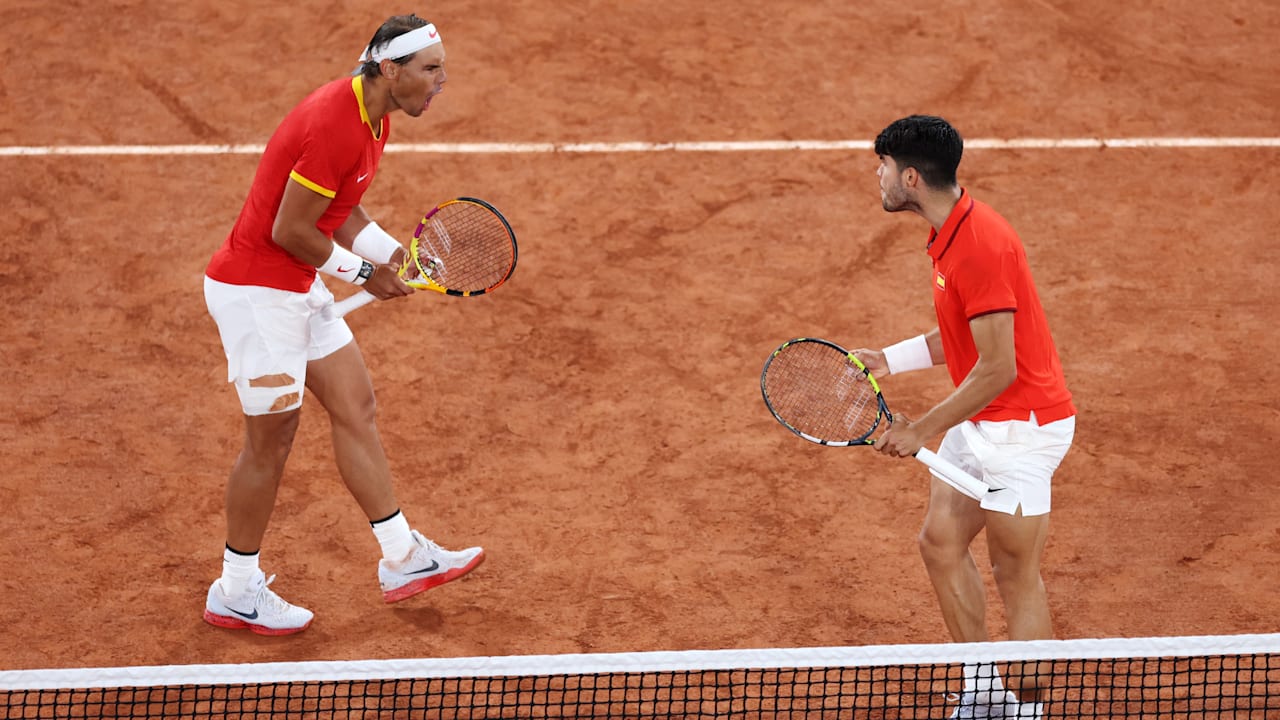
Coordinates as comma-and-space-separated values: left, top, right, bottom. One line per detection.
990, 554, 1043, 590
917, 525, 965, 568
917, 528, 945, 565
236, 373, 304, 416
350, 388, 378, 424
328, 387, 378, 429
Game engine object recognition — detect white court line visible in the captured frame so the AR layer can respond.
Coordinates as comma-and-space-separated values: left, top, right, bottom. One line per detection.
1, 137, 1278, 156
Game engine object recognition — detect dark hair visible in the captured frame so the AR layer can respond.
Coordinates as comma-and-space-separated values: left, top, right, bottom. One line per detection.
873, 115, 963, 189
358, 14, 431, 79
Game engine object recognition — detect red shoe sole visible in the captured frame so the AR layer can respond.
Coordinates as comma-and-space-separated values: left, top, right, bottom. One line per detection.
383, 551, 486, 603
203, 610, 311, 636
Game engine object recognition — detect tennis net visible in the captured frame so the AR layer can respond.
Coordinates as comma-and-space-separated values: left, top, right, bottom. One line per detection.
3, 633, 1278, 718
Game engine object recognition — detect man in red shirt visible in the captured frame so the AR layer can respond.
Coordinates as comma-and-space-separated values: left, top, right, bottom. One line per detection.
854, 115, 1075, 719
202, 15, 483, 635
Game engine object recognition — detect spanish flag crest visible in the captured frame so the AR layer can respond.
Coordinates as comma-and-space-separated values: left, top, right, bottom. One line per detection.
935, 272, 946, 291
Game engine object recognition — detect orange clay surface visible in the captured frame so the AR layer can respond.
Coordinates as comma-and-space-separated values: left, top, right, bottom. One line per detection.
1, 1, 1279, 671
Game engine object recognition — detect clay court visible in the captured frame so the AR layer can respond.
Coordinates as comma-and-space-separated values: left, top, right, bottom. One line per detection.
1, 0, 1279, 679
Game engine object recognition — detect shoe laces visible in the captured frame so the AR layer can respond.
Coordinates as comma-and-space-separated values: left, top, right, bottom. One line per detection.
249, 574, 296, 615
411, 530, 446, 555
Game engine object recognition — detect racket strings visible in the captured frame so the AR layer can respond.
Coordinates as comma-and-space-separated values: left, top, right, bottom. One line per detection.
415, 202, 515, 292
763, 342, 880, 442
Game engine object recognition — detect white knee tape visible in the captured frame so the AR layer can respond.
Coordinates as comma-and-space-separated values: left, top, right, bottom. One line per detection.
234, 377, 304, 416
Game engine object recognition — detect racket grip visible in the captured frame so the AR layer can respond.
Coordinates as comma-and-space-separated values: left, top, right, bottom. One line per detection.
325, 290, 377, 319
914, 448, 989, 501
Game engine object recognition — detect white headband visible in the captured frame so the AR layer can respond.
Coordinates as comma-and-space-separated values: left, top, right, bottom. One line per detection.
358, 24, 441, 63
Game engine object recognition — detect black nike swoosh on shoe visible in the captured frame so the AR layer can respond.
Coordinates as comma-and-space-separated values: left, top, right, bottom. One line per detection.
406, 560, 440, 575
228, 607, 259, 620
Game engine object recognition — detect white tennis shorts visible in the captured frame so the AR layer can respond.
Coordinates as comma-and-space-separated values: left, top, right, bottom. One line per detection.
934, 412, 1076, 517
204, 275, 354, 415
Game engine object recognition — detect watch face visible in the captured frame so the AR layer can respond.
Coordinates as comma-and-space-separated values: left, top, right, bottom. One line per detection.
358, 260, 375, 281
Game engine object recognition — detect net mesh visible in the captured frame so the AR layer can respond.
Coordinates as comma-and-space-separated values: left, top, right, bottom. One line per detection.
762, 340, 880, 443
413, 201, 516, 294
5, 635, 1279, 719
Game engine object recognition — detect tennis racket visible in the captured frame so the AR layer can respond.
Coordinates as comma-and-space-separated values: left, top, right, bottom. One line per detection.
327, 197, 518, 319
760, 337, 990, 500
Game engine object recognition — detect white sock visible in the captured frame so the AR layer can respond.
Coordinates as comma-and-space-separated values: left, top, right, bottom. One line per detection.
221, 546, 259, 597
371, 510, 415, 561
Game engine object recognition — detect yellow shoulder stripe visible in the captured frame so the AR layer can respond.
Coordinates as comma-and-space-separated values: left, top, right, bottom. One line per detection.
289, 170, 336, 199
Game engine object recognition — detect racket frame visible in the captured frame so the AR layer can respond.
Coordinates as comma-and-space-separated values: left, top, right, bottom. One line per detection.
324, 197, 517, 319
405, 197, 518, 297
761, 337, 889, 447
761, 337, 991, 500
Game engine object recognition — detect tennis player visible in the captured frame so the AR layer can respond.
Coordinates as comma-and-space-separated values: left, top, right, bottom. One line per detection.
201, 15, 484, 635
852, 115, 1075, 718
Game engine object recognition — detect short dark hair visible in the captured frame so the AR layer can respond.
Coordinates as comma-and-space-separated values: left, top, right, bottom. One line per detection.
873, 115, 963, 189
358, 14, 432, 79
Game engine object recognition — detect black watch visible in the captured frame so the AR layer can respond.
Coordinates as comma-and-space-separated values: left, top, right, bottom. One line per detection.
356, 260, 375, 284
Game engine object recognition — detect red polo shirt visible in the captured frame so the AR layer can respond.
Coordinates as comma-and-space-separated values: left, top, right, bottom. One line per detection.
206, 75, 389, 292
927, 189, 1075, 424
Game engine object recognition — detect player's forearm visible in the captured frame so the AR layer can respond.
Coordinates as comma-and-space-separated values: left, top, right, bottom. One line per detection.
271, 220, 339, 266
923, 327, 945, 366
913, 358, 1015, 438
334, 206, 374, 248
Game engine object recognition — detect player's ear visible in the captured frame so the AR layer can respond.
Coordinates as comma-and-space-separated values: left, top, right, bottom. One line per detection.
902, 166, 920, 189
379, 59, 398, 79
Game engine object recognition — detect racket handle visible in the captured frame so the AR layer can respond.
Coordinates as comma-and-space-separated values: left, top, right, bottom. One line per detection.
914, 448, 989, 501
326, 290, 377, 319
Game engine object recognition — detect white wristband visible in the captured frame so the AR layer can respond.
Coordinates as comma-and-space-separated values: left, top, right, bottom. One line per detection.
317, 243, 374, 285
882, 334, 933, 375
352, 221, 403, 264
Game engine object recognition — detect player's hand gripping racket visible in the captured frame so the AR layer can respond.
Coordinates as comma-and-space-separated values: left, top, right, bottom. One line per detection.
760, 337, 990, 500
327, 197, 518, 319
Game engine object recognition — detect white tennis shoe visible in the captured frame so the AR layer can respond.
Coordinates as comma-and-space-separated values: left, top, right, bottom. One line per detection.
203, 570, 313, 636
378, 530, 484, 603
